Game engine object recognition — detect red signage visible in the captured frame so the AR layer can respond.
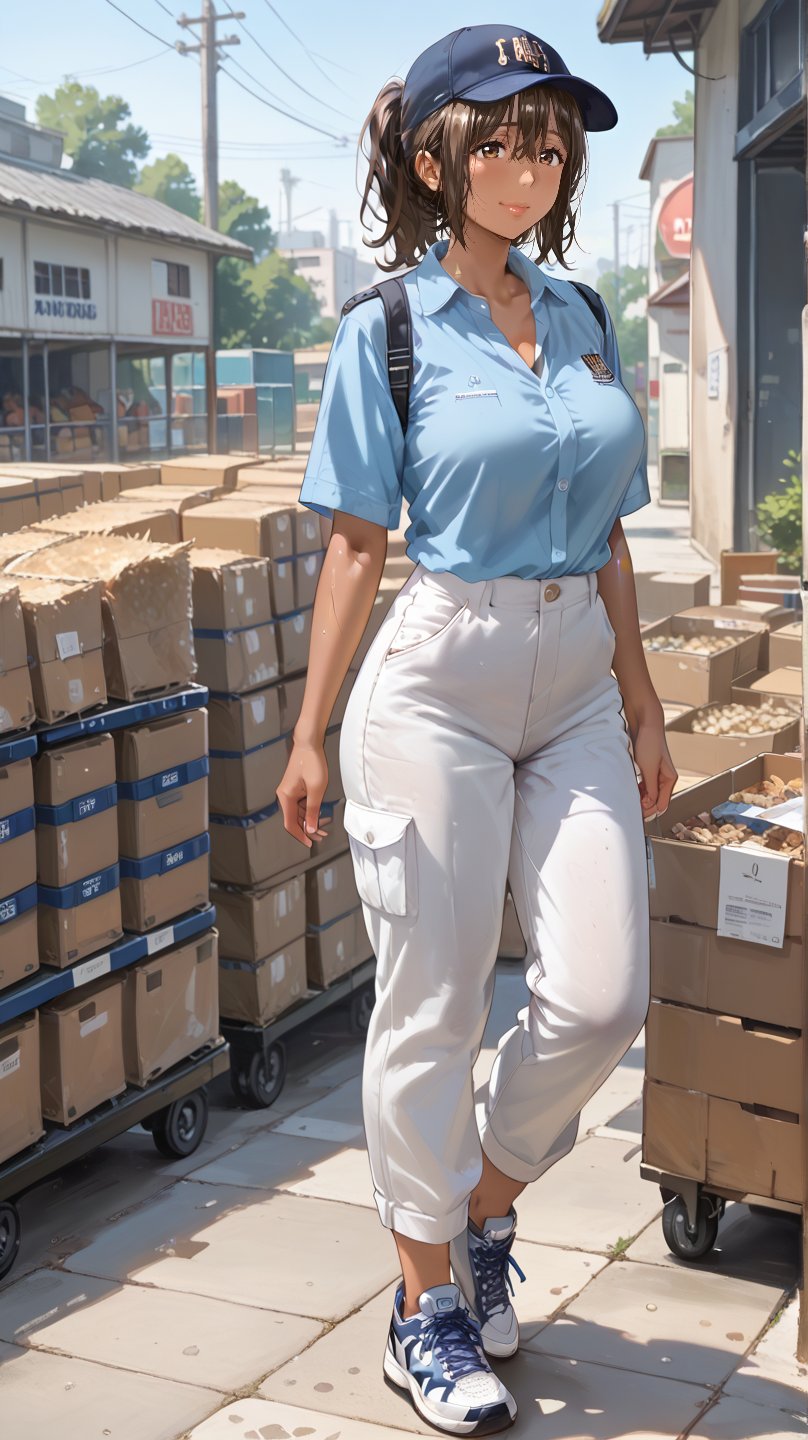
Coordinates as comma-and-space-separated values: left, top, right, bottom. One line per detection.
152, 299, 194, 336
658, 174, 693, 259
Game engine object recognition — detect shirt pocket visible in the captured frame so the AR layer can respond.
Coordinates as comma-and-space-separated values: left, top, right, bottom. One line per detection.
343, 798, 417, 917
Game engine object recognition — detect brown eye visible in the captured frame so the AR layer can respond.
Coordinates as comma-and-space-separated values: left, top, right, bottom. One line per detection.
540, 146, 565, 167
475, 139, 506, 159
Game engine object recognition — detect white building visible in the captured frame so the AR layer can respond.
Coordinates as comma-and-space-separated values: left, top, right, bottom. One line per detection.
0, 96, 251, 464
280, 243, 380, 320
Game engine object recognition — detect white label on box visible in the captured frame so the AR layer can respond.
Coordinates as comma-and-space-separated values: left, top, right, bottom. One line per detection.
712, 618, 751, 631
276, 888, 288, 918
645, 839, 656, 889
250, 695, 266, 724
270, 953, 286, 984
245, 629, 260, 654
277, 561, 290, 577
276, 515, 289, 532
56, 630, 81, 660
73, 952, 111, 988
235, 573, 244, 595
757, 795, 804, 832
304, 555, 317, 575
80, 1010, 108, 1039
293, 615, 305, 634
324, 867, 335, 891
147, 925, 175, 955
68, 678, 84, 704
717, 845, 790, 948
0, 1050, 20, 1080
245, 597, 255, 618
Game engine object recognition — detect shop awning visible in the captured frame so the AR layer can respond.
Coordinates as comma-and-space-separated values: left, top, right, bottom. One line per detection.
647, 269, 690, 307
597, 0, 720, 52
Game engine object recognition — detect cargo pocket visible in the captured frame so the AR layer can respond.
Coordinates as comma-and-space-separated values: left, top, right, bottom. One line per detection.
343, 798, 417, 917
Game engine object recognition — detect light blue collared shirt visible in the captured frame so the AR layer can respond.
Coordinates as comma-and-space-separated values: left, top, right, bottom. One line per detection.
298, 238, 650, 580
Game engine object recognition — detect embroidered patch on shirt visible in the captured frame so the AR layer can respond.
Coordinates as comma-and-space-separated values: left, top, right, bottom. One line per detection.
581, 354, 615, 384
454, 389, 499, 401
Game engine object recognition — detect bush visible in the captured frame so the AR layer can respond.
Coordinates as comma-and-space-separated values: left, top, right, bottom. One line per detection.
755, 450, 802, 575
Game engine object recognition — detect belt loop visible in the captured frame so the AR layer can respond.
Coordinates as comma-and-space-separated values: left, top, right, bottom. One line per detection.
468, 578, 492, 618
588, 573, 597, 604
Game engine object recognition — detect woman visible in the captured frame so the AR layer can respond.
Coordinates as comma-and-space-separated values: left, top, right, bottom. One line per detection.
277, 23, 677, 1437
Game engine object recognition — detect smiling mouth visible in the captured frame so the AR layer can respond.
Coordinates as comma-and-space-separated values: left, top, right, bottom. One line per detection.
501, 203, 530, 214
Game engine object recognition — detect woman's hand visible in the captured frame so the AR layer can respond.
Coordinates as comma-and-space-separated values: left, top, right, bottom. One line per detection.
630, 711, 678, 819
276, 739, 332, 850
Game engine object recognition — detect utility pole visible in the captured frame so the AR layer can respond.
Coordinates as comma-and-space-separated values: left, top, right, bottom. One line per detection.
176, 4, 243, 230
612, 200, 621, 321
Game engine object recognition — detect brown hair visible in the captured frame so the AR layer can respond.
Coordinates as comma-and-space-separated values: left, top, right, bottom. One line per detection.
358, 80, 589, 272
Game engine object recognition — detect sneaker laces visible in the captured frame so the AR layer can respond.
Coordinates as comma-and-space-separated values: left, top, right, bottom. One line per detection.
475, 1234, 527, 1316
421, 1307, 488, 1380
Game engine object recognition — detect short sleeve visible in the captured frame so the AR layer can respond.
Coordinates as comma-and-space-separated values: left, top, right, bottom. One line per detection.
297, 299, 405, 530
600, 297, 651, 519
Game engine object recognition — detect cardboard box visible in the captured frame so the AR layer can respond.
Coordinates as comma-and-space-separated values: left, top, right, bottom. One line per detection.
181, 499, 295, 562
276, 607, 312, 676
720, 549, 779, 605
11, 575, 106, 722
650, 917, 802, 1030
189, 549, 271, 630
0, 756, 35, 900
213, 873, 305, 961
119, 832, 210, 932
230, 487, 322, 556
306, 903, 370, 988
0, 582, 35, 733
160, 455, 262, 488
115, 708, 209, 858
768, 621, 801, 669
641, 616, 762, 706
645, 753, 803, 937
210, 796, 346, 887
0, 475, 39, 531
323, 724, 343, 802
642, 1076, 800, 1203
499, 887, 526, 958
0, 1012, 44, 1162
293, 549, 324, 609
194, 620, 280, 695
115, 483, 226, 512
731, 667, 801, 703
77, 462, 159, 500
122, 930, 219, 1086
283, 671, 311, 731
39, 974, 126, 1124
0, 887, 38, 990
663, 692, 801, 775
662, 700, 695, 728
38, 864, 123, 968
209, 731, 289, 816
306, 850, 359, 927
8, 535, 195, 701
41, 501, 182, 546
633, 570, 712, 623
676, 603, 789, 669
645, 997, 801, 1113
0, 529, 62, 570
35, 733, 117, 889
219, 934, 307, 1025
207, 684, 282, 752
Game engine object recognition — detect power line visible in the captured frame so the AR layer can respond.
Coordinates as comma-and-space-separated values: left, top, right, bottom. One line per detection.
218, 60, 351, 142
259, 0, 353, 96
219, 4, 355, 121
151, 0, 176, 16
101, 0, 176, 49
225, 54, 324, 128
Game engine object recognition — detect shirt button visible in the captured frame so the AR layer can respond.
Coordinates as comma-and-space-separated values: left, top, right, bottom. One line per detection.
366, 831, 374, 843
546, 385, 554, 396
558, 479, 569, 491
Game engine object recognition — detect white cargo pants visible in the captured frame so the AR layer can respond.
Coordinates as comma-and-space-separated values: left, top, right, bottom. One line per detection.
339, 563, 651, 1245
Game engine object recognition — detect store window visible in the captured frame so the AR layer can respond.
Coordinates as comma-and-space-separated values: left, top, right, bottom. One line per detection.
33, 262, 91, 298
293, 255, 320, 268
738, 0, 804, 136
151, 259, 191, 297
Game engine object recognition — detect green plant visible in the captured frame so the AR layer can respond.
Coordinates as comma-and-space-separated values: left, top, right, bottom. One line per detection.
755, 450, 803, 574
607, 1234, 636, 1258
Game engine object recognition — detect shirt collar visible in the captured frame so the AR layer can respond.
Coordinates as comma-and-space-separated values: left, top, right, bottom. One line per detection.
415, 238, 570, 317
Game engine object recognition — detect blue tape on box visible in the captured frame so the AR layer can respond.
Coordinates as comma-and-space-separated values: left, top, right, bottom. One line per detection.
0, 806, 35, 845
119, 831, 210, 880
117, 755, 209, 802
193, 619, 276, 642
0, 882, 37, 925
38, 864, 120, 910
36, 784, 118, 828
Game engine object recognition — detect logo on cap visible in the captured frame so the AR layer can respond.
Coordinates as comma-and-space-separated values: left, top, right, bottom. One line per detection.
495, 35, 551, 72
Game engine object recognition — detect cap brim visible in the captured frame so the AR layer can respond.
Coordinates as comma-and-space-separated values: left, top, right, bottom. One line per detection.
456, 72, 618, 131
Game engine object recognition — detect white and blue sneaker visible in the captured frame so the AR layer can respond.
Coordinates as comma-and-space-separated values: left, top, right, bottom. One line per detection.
449, 1209, 526, 1359
383, 1280, 517, 1435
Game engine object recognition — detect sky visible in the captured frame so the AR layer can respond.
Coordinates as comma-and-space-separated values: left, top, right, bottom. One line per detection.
2, 1, 693, 285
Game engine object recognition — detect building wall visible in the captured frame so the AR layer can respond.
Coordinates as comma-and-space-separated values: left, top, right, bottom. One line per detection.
642, 137, 693, 465
690, 0, 747, 559
116, 235, 210, 344
281, 245, 380, 319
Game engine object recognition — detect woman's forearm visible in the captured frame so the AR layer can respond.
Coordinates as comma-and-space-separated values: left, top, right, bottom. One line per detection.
596, 519, 663, 735
293, 512, 387, 747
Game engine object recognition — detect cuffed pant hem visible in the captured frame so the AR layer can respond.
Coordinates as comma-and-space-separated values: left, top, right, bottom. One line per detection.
478, 1120, 548, 1185
374, 1189, 471, 1244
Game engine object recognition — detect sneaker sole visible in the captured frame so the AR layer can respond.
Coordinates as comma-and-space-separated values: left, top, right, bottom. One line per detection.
382, 1346, 516, 1436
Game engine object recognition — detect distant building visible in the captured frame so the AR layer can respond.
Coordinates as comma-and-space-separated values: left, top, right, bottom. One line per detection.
279, 241, 380, 320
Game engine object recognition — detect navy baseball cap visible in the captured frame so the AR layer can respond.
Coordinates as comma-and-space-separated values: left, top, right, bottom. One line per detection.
400, 25, 618, 148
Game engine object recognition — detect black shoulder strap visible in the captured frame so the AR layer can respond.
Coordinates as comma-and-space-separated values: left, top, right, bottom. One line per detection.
341, 276, 412, 433
569, 280, 608, 343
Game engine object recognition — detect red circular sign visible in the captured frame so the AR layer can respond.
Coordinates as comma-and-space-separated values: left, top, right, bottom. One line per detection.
658, 174, 693, 258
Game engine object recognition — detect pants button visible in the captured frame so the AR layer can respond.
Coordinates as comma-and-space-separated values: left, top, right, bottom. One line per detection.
544, 583, 561, 602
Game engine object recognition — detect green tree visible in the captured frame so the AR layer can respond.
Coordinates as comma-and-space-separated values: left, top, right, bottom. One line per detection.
597, 265, 648, 375
136, 153, 201, 219
756, 450, 802, 573
655, 89, 694, 137
36, 81, 149, 187
219, 180, 274, 257
245, 252, 323, 349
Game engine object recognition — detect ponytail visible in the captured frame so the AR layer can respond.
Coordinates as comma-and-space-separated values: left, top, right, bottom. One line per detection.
358, 79, 442, 272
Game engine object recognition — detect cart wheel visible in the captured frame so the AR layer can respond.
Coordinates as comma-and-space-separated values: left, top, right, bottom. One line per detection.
229, 1065, 250, 1103
348, 984, 375, 1035
662, 1194, 720, 1261
152, 1089, 209, 1158
0, 1202, 21, 1281
244, 1044, 286, 1108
